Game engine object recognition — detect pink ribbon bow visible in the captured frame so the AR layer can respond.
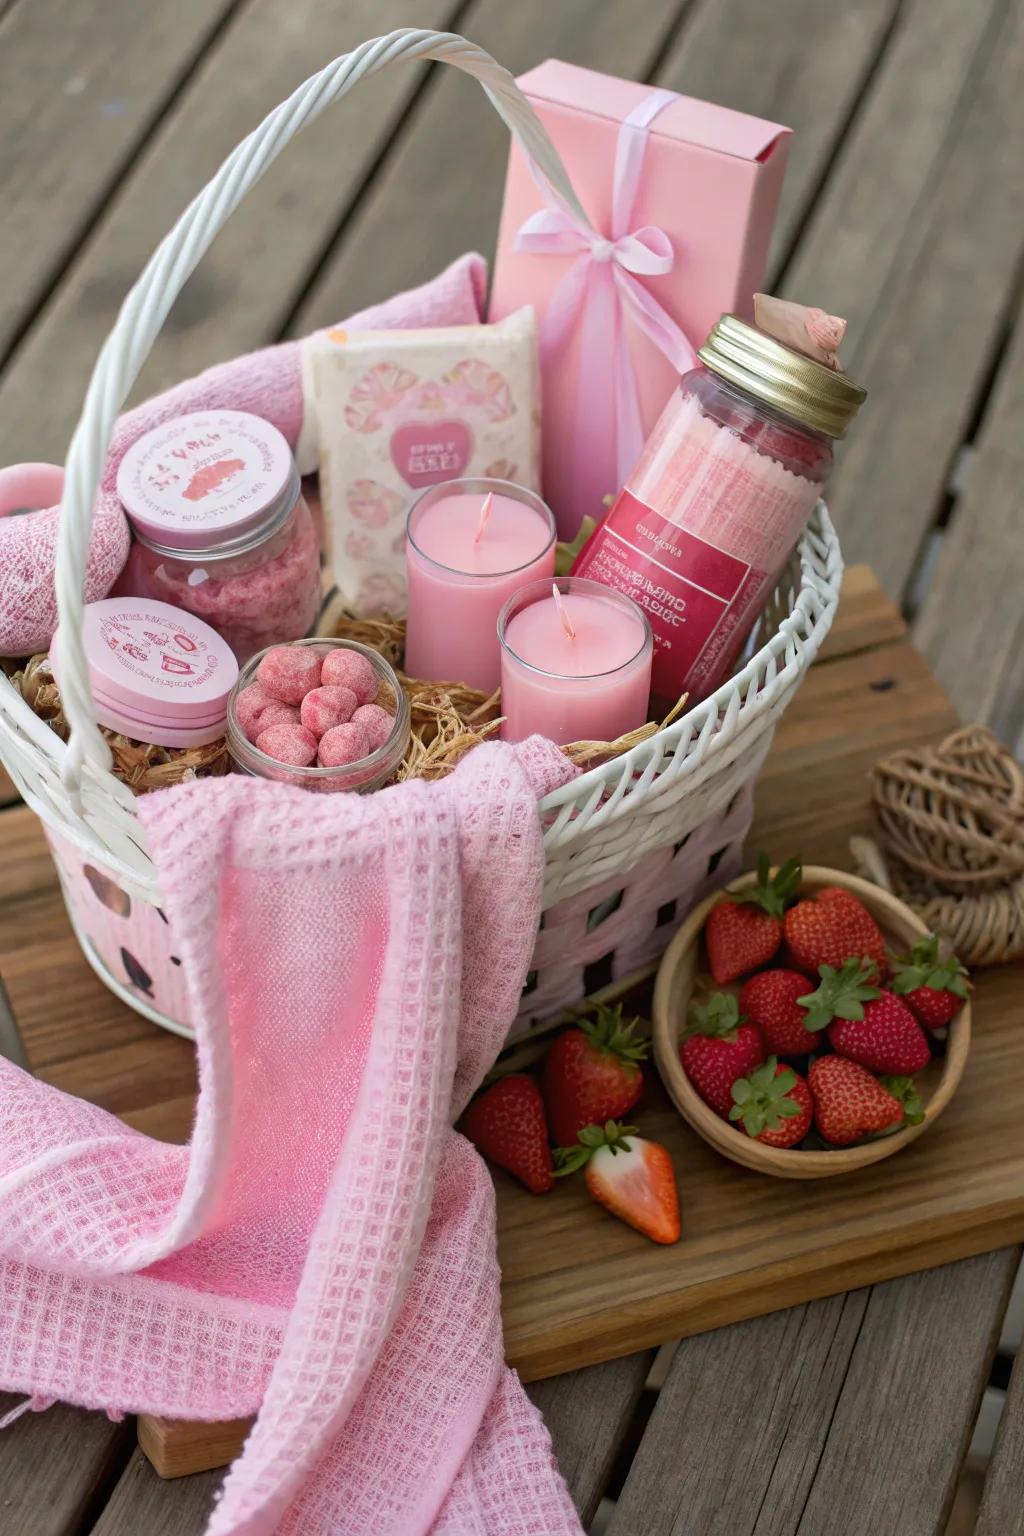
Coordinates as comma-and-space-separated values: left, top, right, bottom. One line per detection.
516, 89, 698, 514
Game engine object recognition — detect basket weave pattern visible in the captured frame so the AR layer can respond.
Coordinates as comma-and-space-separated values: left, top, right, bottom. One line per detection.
0, 30, 843, 1034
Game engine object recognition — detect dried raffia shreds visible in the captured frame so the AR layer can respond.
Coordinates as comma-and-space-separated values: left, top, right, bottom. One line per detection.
325, 610, 684, 782
9, 611, 681, 794
4, 653, 230, 794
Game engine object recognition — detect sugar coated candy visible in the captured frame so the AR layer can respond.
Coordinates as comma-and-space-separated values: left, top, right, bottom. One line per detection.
351, 703, 394, 752
318, 721, 371, 768
320, 647, 378, 706
254, 722, 319, 767
256, 645, 322, 705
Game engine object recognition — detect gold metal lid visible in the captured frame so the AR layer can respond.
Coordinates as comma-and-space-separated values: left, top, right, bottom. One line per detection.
697, 313, 866, 438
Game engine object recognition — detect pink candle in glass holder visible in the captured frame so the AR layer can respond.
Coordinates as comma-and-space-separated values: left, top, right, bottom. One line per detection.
499, 577, 653, 746
404, 478, 556, 692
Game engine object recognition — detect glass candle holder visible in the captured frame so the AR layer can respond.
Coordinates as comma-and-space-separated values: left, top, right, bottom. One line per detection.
404, 477, 556, 693
226, 638, 410, 793
498, 577, 653, 747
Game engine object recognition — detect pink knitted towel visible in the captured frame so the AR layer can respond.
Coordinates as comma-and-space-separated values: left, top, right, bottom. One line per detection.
0, 738, 583, 1535
1, 251, 487, 654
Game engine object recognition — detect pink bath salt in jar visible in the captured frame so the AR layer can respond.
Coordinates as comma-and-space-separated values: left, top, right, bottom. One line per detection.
572, 313, 866, 707
50, 597, 238, 747
116, 410, 320, 664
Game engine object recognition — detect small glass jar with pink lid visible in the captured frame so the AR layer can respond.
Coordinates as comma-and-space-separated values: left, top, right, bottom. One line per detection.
226, 638, 410, 793
115, 409, 320, 664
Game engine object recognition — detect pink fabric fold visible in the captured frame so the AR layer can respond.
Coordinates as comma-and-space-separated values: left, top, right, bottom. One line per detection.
0, 737, 583, 1535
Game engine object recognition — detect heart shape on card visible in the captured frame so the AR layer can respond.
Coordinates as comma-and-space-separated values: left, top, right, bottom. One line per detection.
390, 419, 474, 488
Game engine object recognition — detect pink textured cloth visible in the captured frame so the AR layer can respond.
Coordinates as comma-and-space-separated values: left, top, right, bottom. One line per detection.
1, 252, 487, 654
0, 738, 583, 1535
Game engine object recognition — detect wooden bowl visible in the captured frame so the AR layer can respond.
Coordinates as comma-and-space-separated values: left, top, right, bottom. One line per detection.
652, 866, 971, 1179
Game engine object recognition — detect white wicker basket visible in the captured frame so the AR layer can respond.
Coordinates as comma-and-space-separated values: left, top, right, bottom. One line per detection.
0, 29, 843, 1038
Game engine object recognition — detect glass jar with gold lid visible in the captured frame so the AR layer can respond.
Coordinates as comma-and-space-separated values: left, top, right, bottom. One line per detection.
572, 308, 865, 706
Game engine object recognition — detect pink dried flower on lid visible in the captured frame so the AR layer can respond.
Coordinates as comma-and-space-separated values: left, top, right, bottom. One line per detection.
256, 646, 321, 705
254, 723, 318, 767
319, 721, 371, 768
352, 703, 394, 752
300, 685, 357, 739
321, 648, 378, 706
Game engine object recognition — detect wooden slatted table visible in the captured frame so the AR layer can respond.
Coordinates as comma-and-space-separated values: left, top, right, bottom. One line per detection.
1, 568, 1022, 1535
2, 0, 1023, 1529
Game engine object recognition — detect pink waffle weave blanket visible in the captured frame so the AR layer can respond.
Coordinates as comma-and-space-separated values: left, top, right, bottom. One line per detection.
0, 739, 583, 1535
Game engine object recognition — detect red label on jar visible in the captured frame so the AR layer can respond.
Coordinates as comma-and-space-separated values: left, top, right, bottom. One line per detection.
572, 489, 767, 698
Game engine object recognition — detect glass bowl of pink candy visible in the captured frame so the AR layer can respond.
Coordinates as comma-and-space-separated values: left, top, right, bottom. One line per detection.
226, 638, 409, 792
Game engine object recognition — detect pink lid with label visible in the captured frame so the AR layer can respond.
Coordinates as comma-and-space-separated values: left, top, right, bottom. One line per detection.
51, 597, 238, 747
116, 410, 297, 553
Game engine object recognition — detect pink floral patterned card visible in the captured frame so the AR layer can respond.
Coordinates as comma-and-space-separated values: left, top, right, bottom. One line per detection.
308, 307, 539, 614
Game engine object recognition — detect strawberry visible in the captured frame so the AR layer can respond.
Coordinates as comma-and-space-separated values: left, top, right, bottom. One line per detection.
704, 853, 802, 983
542, 1005, 648, 1146
783, 885, 888, 978
892, 933, 970, 1029
798, 957, 930, 1074
808, 1055, 907, 1145
729, 1057, 812, 1148
463, 1075, 553, 1194
554, 1120, 680, 1244
739, 968, 819, 1055
879, 1075, 926, 1127
680, 993, 765, 1118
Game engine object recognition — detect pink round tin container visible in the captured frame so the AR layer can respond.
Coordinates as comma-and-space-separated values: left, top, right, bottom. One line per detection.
115, 410, 320, 662
51, 597, 238, 747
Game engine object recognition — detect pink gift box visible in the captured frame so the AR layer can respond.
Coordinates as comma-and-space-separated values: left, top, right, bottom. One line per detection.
489, 61, 791, 539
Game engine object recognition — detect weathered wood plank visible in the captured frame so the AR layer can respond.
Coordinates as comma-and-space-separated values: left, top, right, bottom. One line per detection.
90, 1449, 220, 1536
527, 1353, 655, 1526
913, 292, 1024, 748
654, 0, 900, 278
606, 1250, 1019, 1536
0, 0, 461, 468
794, 1252, 1019, 1536
974, 1339, 1024, 1536
289, 0, 688, 333
0, 1395, 131, 1536
783, 0, 1024, 601
0, 0, 243, 363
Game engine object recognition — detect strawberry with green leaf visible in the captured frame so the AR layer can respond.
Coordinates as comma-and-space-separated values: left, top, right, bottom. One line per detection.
880, 1075, 926, 1127
809, 1055, 908, 1145
891, 934, 970, 1029
554, 1121, 680, 1245
704, 853, 802, 984
729, 1057, 812, 1148
783, 885, 888, 978
798, 958, 931, 1075
542, 1004, 649, 1147
739, 968, 819, 1056
680, 993, 765, 1118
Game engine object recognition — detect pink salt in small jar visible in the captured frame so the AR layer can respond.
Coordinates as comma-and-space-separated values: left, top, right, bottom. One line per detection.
226, 639, 410, 793
51, 597, 238, 747
116, 410, 320, 664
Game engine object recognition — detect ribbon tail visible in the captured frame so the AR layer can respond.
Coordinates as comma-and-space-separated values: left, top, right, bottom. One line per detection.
573, 263, 621, 523
615, 268, 699, 377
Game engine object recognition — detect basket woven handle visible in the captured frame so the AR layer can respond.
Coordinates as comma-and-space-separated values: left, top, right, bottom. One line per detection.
54, 28, 588, 798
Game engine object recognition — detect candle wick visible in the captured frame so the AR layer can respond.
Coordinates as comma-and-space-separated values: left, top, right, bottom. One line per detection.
474, 491, 494, 545
552, 582, 576, 640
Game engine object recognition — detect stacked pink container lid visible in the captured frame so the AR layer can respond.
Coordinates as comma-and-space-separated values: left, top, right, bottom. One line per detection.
51, 597, 238, 747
